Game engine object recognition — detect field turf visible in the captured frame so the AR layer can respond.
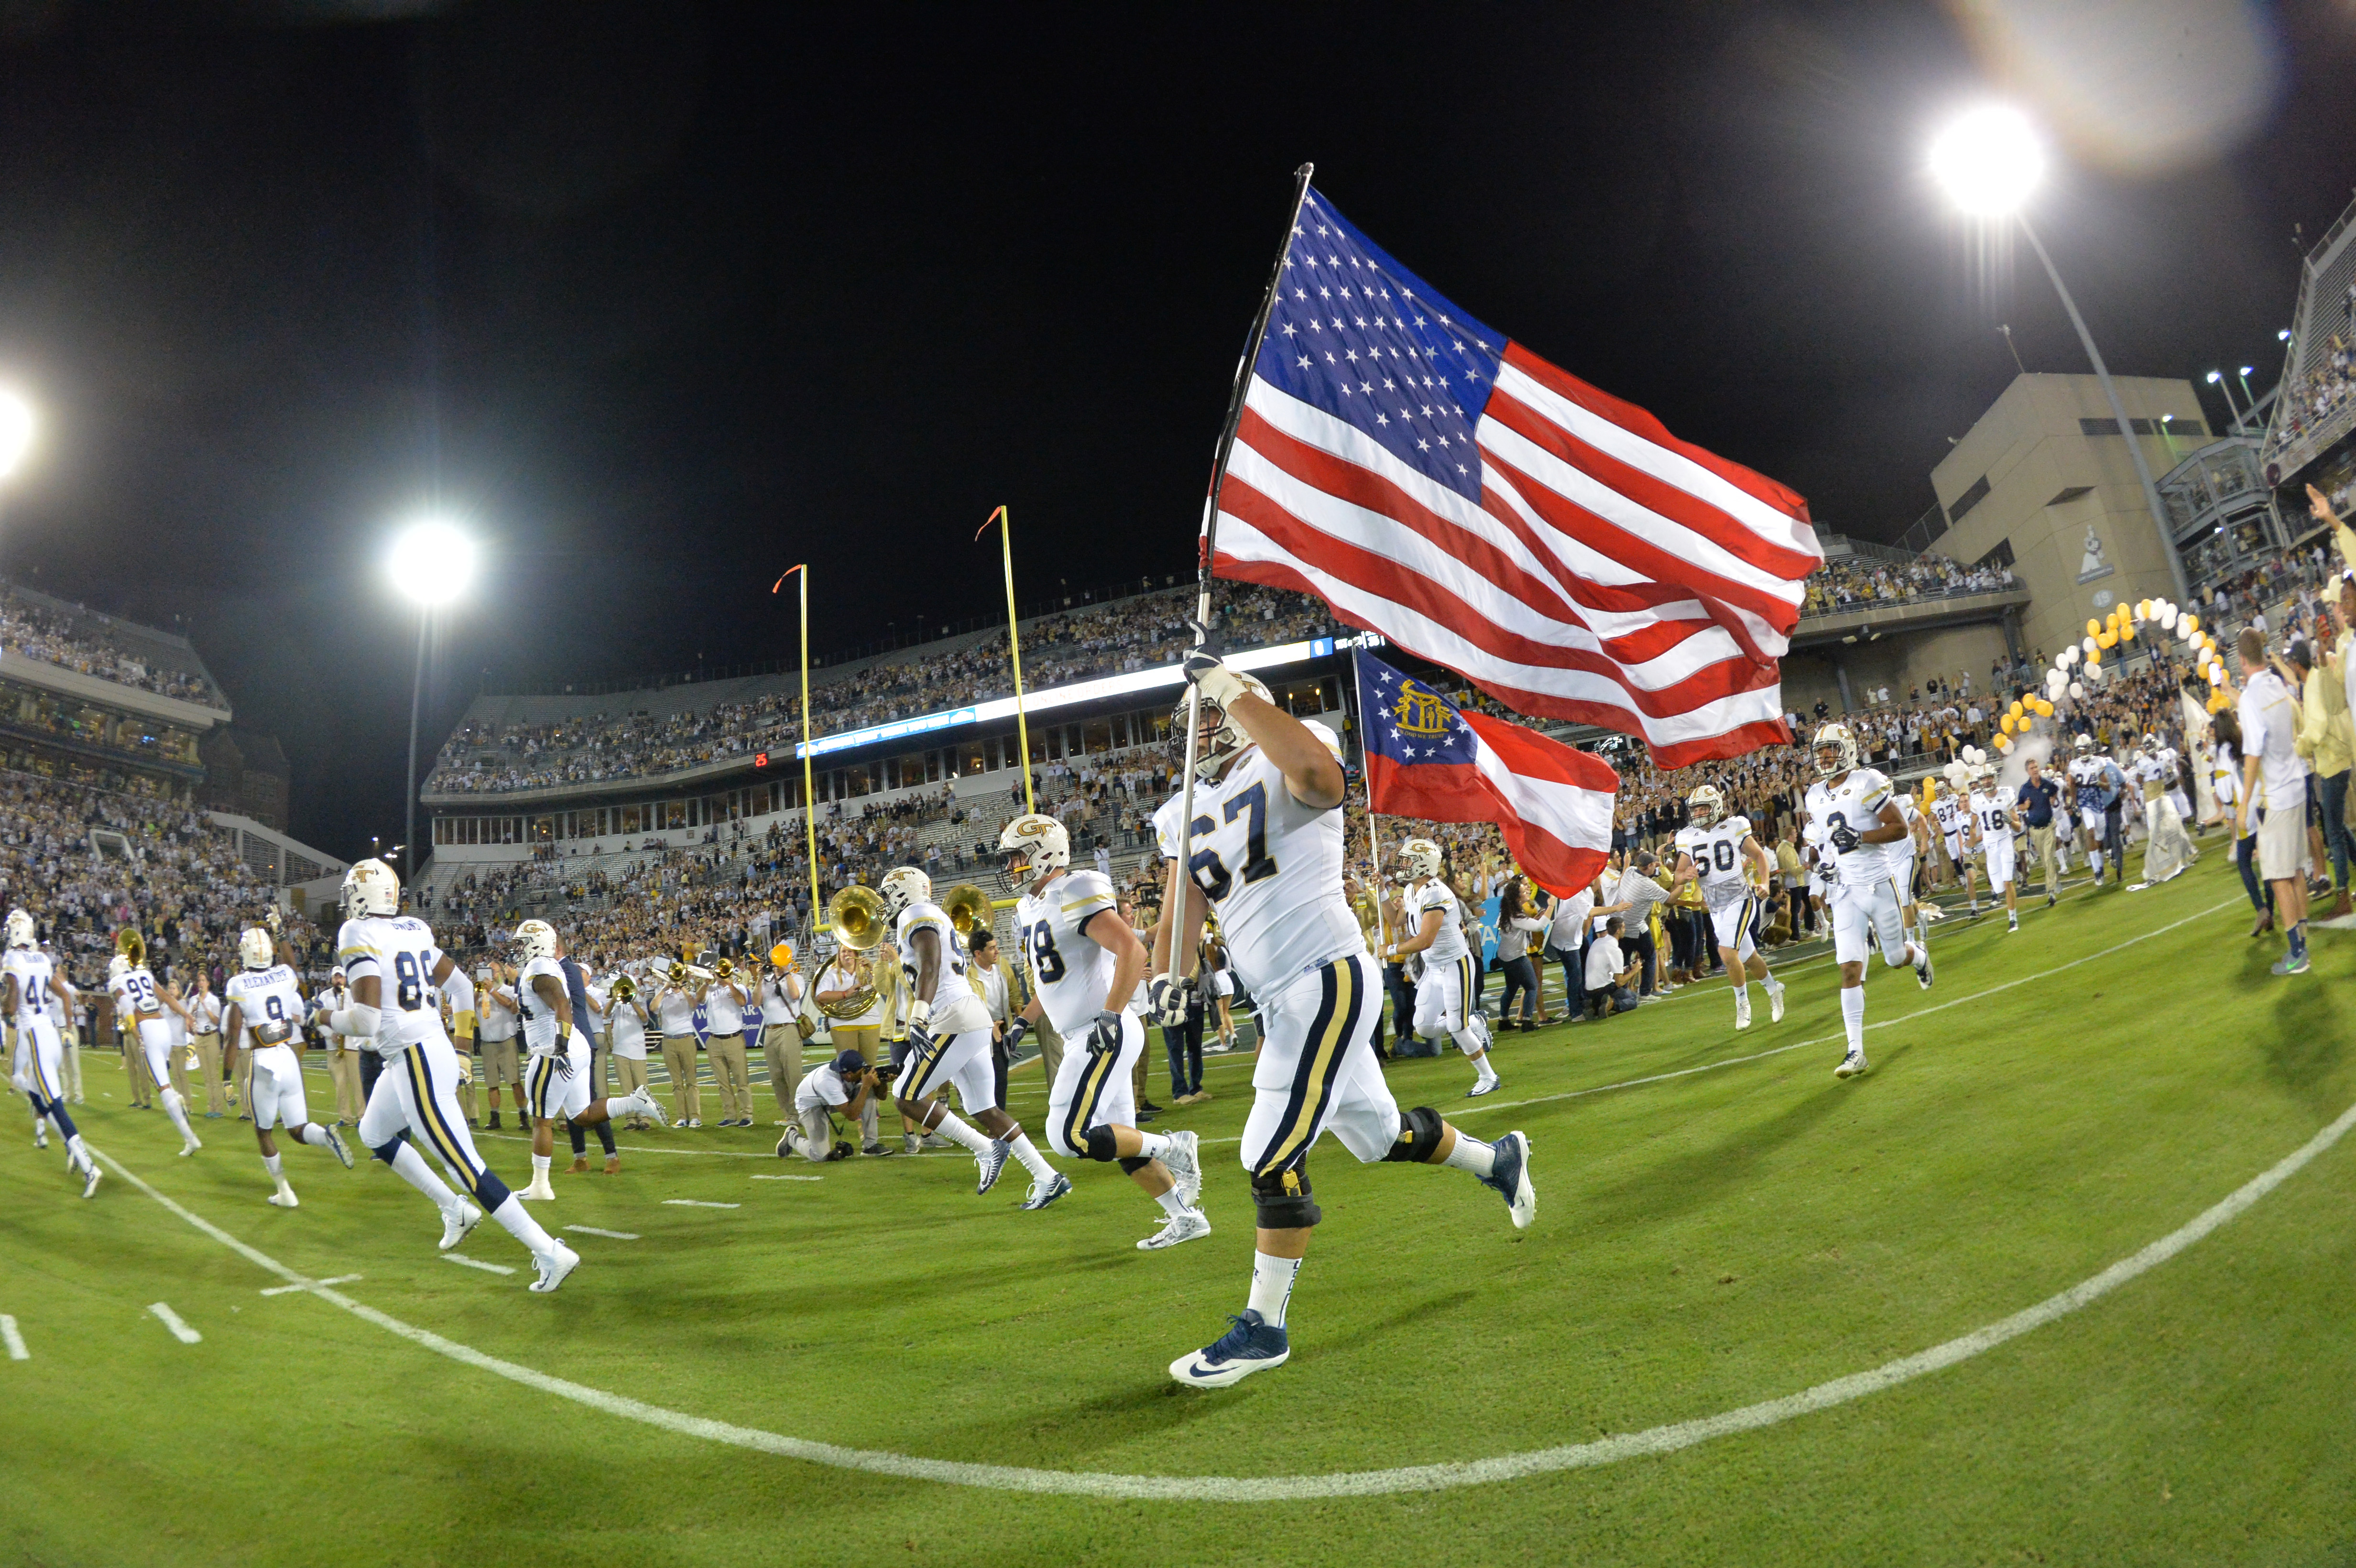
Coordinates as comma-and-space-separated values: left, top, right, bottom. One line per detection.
2, 850, 2352, 1567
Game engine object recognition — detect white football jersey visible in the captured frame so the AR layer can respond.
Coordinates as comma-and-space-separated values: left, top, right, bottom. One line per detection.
516, 954, 574, 1056
112, 966, 167, 1042
1968, 789, 2015, 844
893, 901, 993, 1034
1153, 746, 1364, 1001
1411, 878, 1472, 961
1932, 795, 1964, 839
224, 963, 307, 1053
1014, 868, 1121, 1038
1673, 814, 1756, 911
3, 946, 53, 1029
1802, 766, 1897, 885
336, 914, 453, 1059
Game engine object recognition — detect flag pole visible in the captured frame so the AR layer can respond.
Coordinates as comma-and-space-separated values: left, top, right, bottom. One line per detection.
1351, 646, 1389, 950
1164, 162, 1316, 991
980, 505, 1034, 814
778, 564, 819, 934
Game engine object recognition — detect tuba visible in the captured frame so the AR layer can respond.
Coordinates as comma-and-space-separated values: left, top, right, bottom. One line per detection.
942, 883, 992, 941
827, 885, 888, 951
116, 928, 146, 966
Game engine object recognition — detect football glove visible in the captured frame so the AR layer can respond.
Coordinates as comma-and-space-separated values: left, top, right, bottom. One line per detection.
1085, 1010, 1124, 1056
1145, 975, 1189, 1026
904, 1022, 937, 1058
552, 1052, 573, 1079
1002, 1017, 1029, 1055
1181, 619, 1247, 707
1828, 822, 1862, 853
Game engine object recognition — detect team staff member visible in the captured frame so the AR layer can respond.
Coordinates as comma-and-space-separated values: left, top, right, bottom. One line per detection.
476, 962, 524, 1130
971, 929, 1012, 1108
2017, 757, 2065, 908
316, 966, 362, 1126
757, 954, 805, 1126
703, 962, 754, 1128
653, 967, 705, 1128
187, 970, 227, 1119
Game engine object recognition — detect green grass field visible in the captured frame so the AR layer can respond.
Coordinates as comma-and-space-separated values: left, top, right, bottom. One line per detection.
4, 850, 2352, 1567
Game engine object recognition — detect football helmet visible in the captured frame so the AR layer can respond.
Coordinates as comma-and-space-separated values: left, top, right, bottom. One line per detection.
1687, 784, 1723, 828
1398, 837, 1445, 882
879, 866, 932, 921
1810, 723, 1858, 779
342, 858, 401, 919
2072, 733, 2094, 754
996, 813, 1071, 894
513, 919, 558, 962
107, 954, 131, 984
5, 908, 35, 949
1168, 669, 1274, 779
239, 926, 276, 971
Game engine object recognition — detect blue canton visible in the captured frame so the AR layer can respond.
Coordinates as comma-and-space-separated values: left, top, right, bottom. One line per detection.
1252, 187, 1506, 503
1357, 650, 1480, 767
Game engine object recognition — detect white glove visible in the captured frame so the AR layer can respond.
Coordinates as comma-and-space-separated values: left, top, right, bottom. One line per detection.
905, 997, 930, 1032
1181, 620, 1247, 707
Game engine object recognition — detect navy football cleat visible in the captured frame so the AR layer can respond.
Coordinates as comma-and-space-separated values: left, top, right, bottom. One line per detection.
1016, 1171, 1072, 1210
974, 1138, 1013, 1196
1479, 1131, 1535, 1230
1169, 1309, 1291, 1388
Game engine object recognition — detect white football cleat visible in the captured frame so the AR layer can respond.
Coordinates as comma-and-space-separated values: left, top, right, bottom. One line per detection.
179, 1139, 201, 1157
1733, 991, 1752, 1031
269, 1187, 300, 1208
621, 1087, 666, 1124
528, 1241, 581, 1294
1834, 1046, 1869, 1079
1159, 1130, 1202, 1209
1767, 982, 1786, 1024
323, 1125, 354, 1169
438, 1202, 484, 1251
1138, 1209, 1211, 1250
1017, 1172, 1073, 1211
1170, 1310, 1290, 1388
523, 1177, 557, 1202
81, 1160, 102, 1198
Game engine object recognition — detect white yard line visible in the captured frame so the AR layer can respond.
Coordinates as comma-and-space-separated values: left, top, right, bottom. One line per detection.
0, 1315, 25, 1360
260, 1275, 360, 1296
662, 1199, 741, 1209
147, 1302, 201, 1343
87, 1083, 2356, 1500
565, 1226, 641, 1241
441, 1254, 516, 1275
751, 1174, 824, 1181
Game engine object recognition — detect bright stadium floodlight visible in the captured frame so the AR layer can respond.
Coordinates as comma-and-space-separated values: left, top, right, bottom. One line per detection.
0, 389, 35, 480
1928, 105, 2043, 217
386, 516, 475, 606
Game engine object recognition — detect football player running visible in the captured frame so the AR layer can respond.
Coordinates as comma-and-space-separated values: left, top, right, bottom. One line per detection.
316, 860, 580, 1290
1155, 635, 1534, 1390
4, 909, 101, 1196
221, 921, 351, 1205
1801, 723, 1933, 1080
1965, 763, 2023, 933
1001, 812, 1208, 1249
1669, 785, 1787, 1030
1381, 837, 1499, 1094
510, 919, 665, 1202
882, 865, 1066, 1208
109, 934, 201, 1158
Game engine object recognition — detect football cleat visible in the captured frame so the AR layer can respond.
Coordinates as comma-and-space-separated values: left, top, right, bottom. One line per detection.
620, 1087, 665, 1124
1479, 1131, 1536, 1230
1464, 1077, 1500, 1099
1835, 1046, 1869, 1079
974, 1138, 1014, 1196
2006, 915, 2019, 933
269, 1188, 299, 1208
1734, 991, 1752, 1031
528, 1242, 581, 1294
33, 1127, 46, 1150
1017, 1172, 1073, 1210
439, 1202, 484, 1252
1160, 1129, 1203, 1209
323, 1125, 353, 1169
1767, 982, 1786, 1024
1913, 945, 1934, 990
81, 1160, 103, 1198
1170, 1310, 1290, 1388
523, 1177, 557, 1201
1137, 1209, 1211, 1250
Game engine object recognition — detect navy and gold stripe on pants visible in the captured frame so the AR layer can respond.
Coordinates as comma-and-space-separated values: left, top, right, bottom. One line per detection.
1454, 954, 1478, 1031
896, 1036, 946, 1101
525, 1053, 557, 1122
404, 1046, 486, 1197
1253, 956, 1366, 1180
1058, 1042, 1120, 1156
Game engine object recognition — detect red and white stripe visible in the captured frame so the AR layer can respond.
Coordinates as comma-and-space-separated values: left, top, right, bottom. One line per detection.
1213, 349, 1821, 769
1457, 712, 1618, 895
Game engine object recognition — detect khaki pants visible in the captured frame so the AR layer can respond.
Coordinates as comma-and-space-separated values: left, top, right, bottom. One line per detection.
660, 1034, 702, 1123
761, 1023, 804, 1121
613, 1054, 653, 1126
192, 1031, 225, 1116
1035, 1013, 1065, 1094
58, 1030, 81, 1100
832, 1024, 882, 1073
2029, 823, 2062, 897
328, 1048, 362, 1124
167, 1040, 193, 1106
123, 1036, 152, 1106
709, 1033, 752, 1122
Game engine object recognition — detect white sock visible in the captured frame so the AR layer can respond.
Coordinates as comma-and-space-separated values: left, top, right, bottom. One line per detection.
1441, 1132, 1496, 1178
1732, 976, 1750, 1003
489, 1194, 557, 1257
263, 1153, 284, 1179
532, 1153, 552, 1182
1155, 1185, 1190, 1218
387, 1141, 465, 1213
1007, 1130, 1055, 1182
929, 1111, 993, 1155
65, 1132, 89, 1173
1247, 1252, 1301, 1328
1765, 973, 1784, 994
1136, 1131, 1171, 1159
160, 1088, 196, 1143
296, 1124, 328, 1148
1840, 986, 1865, 1053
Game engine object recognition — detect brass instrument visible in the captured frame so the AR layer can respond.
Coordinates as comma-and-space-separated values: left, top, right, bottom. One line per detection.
713, 956, 735, 983
667, 960, 689, 986
827, 885, 888, 951
942, 883, 992, 939
116, 928, 145, 966
767, 941, 797, 971
610, 974, 638, 1003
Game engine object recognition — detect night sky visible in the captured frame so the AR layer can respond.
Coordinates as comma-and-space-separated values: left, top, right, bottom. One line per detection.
0, 0, 2346, 860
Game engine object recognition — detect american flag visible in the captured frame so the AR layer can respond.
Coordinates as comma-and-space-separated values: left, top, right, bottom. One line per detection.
1211, 185, 1823, 770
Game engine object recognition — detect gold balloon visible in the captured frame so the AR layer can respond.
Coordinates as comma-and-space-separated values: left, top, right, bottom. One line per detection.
2096, 631, 2116, 649
2181, 614, 2199, 635
2085, 618, 2101, 638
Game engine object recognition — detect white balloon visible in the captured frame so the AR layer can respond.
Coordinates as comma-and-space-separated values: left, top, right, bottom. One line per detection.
2082, 635, 2099, 654
2069, 680, 2085, 698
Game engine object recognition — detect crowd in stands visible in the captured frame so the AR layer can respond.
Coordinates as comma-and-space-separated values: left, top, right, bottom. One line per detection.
0, 588, 226, 709
1801, 551, 2017, 616
2269, 328, 2356, 454
424, 583, 1337, 796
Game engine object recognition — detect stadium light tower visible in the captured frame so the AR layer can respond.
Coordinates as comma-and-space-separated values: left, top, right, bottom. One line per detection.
1931, 106, 2191, 604
387, 516, 476, 888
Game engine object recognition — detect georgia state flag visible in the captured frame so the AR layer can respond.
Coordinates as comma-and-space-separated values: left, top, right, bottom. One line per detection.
1357, 650, 1619, 897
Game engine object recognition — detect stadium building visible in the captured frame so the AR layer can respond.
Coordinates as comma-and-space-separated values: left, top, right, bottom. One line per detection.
2260, 191, 2356, 544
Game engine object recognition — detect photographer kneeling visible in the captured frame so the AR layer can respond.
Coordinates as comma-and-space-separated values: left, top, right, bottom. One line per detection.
779, 1048, 891, 1162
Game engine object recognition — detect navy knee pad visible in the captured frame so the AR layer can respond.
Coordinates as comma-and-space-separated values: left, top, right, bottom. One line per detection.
369, 1129, 410, 1165
1117, 1154, 1153, 1175
1084, 1125, 1120, 1163
1251, 1161, 1321, 1230
1381, 1105, 1447, 1163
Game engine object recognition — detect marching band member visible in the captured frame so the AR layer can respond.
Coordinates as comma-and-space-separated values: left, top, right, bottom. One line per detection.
757, 949, 806, 1127
703, 958, 754, 1128
653, 962, 705, 1129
